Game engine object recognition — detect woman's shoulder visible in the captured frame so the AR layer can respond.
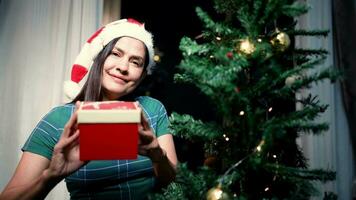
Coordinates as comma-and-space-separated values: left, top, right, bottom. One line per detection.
44, 103, 75, 124
136, 96, 166, 110
48, 103, 75, 114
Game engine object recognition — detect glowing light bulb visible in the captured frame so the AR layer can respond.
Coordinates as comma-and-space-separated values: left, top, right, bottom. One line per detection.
153, 55, 160, 62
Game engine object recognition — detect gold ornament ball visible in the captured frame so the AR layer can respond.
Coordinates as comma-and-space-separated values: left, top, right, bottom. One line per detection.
207, 185, 230, 200
285, 75, 302, 87
271, 31, 291, 51
236, 39, 255, 55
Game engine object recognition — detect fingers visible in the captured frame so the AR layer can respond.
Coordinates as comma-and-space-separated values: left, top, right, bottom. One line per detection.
138, 129, 161, 159
140, 112, 150, 130
139, 129, 154, 145
59, 101, 81, 147
55, 130, 80, 151
138, 147, 146, 155
138, 143, 151, 156
75, 101, 81, 110
66, 130, 80, 147
62, 101, 81, 138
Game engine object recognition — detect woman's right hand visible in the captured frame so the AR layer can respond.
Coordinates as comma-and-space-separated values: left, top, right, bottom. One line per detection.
0, 101, 87, 200
44, 101, 87, 181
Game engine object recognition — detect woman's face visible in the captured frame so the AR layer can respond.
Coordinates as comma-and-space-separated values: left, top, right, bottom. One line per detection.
102, 37, 146, 100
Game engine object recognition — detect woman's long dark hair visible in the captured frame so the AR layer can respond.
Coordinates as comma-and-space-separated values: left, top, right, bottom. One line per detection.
70, 37, 149, 103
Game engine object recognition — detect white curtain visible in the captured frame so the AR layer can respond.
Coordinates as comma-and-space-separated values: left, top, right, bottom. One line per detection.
296, 0, 355, 199
0, 0, 103, 199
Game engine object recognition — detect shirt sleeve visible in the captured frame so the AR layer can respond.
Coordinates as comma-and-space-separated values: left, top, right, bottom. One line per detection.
138, 96, 170, 138
22, 106, 72, 160
155, 102, 170, 137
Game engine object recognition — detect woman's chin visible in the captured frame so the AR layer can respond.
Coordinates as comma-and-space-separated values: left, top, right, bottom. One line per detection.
103, 89, 126, 100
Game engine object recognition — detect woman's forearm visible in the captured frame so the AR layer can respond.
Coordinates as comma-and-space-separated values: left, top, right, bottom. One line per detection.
0, 169, 61, 200
150, 147, 177, 187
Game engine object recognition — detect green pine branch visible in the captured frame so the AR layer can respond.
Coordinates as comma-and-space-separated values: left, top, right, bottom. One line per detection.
169, 113, 223, 140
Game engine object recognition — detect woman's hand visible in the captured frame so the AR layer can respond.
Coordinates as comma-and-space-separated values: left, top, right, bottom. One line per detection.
138, 112, 178, 186
44, 101, 87, 181
138, 114, 165, 162
0, 101, 88, 200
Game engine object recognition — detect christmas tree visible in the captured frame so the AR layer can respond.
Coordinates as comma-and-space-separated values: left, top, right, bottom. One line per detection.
150, 0, 338, 199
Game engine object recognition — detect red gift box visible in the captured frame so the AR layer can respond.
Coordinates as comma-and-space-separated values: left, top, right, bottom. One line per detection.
77, 101, 141, 160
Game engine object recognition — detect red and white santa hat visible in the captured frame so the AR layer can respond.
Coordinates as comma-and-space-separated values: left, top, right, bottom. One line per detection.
63, 18, 155, 100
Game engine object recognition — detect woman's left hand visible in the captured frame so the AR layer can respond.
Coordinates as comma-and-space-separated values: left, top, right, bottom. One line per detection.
137, 111, 178, 186
138, 114, 165, 162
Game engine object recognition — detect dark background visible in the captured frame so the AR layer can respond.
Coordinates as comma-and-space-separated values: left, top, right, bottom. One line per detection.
121, 0, 216, 167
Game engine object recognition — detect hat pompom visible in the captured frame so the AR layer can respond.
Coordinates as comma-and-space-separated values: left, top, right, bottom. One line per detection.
64, 80, 81, 100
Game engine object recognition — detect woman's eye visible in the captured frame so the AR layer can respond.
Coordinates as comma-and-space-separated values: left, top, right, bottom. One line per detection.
111, 51, 121, 57
131, 59, 142, 67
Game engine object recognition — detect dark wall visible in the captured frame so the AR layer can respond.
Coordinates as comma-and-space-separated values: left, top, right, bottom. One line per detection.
121, 0, 215, 117
121, 0, 216, 166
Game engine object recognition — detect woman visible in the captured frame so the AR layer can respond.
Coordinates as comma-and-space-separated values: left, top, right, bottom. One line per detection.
0, 18, 177, 200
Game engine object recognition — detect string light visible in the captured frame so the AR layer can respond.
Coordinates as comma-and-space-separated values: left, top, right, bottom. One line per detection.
153, 47, 163, 63
264, 187, 270, 192
273, 175, 277, 181
256, 146, 262, 152
268, 107, 273, 112
256, 140, 265, 152
216, 36, 222, 41
153, 55, 161, 62
220, 140, 265, 182
209, 139, 266, 199
237, 38, 256, 55
239, 111, 245, 116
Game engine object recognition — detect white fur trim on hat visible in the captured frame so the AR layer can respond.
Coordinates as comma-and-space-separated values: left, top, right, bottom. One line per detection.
63, 18, 155, 100
63, 80, 81, 100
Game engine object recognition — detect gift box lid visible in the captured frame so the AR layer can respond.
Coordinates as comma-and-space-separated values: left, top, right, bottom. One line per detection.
78, 101, 141, 123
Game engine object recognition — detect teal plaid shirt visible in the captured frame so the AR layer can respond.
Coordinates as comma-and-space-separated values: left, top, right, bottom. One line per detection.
22, 96, 170, 200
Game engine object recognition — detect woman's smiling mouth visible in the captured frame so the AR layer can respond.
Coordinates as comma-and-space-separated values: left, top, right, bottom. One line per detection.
107, 72, 128, 84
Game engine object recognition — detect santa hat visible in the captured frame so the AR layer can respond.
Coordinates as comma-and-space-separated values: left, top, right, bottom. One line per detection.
63, 18, 155, 100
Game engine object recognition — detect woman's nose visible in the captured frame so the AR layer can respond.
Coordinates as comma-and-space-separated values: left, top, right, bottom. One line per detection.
115, 65, 128, 75
115, 63, 129, 75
